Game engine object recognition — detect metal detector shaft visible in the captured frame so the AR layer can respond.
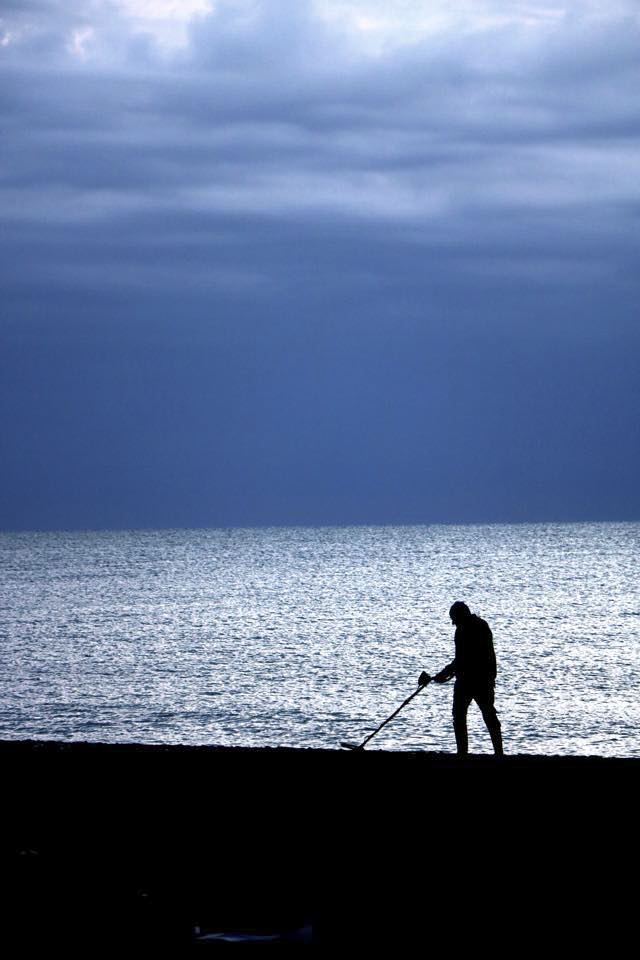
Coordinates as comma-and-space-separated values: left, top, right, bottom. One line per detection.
353, 679, 431, 750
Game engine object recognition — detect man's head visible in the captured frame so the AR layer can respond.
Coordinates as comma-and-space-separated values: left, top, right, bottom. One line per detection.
449, 601, 471, 626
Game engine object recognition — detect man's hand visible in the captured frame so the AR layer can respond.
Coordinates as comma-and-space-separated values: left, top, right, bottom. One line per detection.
434, 666, 454, 683
418, 671, 431, 687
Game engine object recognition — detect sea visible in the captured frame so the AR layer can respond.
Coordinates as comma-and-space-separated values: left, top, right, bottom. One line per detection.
1, 522, 638, 756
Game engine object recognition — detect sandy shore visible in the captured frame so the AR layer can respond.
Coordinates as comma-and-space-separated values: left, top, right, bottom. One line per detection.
4, 739, 638, 947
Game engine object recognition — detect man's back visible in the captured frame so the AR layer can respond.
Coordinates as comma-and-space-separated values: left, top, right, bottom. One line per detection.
454, 614, 497, 685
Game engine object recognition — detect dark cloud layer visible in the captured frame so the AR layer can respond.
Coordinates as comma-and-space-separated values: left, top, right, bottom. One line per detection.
1, 1, 639, 528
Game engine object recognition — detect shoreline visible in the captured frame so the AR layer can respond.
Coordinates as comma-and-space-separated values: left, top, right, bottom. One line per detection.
3, 736, 639, 769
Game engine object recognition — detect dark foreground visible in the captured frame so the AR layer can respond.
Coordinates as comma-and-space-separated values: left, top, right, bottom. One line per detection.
4, 740, 638, 948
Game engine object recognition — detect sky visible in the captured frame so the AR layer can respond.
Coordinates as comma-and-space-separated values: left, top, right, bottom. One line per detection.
1, 0, 639, 530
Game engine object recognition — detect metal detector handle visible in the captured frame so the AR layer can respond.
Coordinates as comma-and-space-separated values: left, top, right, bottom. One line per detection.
360, 679, 431, 748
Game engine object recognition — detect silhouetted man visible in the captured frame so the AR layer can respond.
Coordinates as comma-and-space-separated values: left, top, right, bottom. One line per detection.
420, 601, 503, 756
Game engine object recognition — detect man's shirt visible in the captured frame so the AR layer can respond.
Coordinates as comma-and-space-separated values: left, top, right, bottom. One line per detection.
453, 615, 497, 686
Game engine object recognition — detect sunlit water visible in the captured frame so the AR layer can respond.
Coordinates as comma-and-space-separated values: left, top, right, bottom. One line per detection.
1, 523, 638, 756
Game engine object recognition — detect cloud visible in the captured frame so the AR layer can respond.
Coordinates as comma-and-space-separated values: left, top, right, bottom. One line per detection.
1, 1, 639, 306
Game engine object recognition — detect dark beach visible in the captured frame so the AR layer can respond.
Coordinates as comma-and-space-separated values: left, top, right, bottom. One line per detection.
5, 739, 637, 948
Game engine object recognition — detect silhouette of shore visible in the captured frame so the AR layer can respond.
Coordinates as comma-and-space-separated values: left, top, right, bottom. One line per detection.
4, 739, 637, 948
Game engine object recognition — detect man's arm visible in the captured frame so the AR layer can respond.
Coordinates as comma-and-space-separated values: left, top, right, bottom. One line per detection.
433, 661, 456, 683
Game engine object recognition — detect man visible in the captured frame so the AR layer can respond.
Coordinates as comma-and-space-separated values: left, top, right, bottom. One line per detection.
420, 601, 503, 756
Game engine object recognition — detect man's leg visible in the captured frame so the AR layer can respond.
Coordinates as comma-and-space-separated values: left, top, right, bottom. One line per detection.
476, 686, 503, 757
452, 683, 473, 756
